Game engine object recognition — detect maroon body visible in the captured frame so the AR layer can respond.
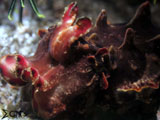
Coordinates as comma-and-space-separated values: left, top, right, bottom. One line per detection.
0, 2, 160, 120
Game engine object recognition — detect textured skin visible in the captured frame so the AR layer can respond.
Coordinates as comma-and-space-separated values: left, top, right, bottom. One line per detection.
0, 1, 160, 120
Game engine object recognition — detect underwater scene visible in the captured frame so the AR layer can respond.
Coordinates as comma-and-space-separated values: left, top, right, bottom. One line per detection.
0, 0, 160, 120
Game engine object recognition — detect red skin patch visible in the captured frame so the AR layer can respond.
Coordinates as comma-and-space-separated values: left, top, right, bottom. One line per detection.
49, 2, 92, 63
102, 72, 109, 89
0, 56, 27, 86
17, 55, 29, 67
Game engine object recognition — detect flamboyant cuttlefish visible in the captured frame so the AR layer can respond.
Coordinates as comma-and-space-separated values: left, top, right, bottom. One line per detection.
0, 1, 160, 120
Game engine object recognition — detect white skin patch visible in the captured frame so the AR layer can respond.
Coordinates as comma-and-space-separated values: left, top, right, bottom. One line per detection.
54, 26, 75, 46
66, 19, 74, 25
69, 36, 77, 44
